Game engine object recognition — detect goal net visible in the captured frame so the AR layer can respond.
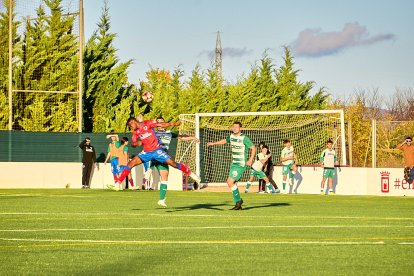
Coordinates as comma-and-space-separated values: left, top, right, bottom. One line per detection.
175, 110, 346, 184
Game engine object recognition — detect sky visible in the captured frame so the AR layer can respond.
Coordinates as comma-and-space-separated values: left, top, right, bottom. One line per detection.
83, 0, 414, 99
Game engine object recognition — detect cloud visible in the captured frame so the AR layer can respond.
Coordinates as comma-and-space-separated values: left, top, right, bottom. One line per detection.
199, 47, 253, 59
290, 22, 395, 57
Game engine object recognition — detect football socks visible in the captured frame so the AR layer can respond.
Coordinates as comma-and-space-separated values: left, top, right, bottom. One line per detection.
159, 182, 168, 200
117, 167, 131, 183
231, 184, 241, 203
245, 181, 251, 191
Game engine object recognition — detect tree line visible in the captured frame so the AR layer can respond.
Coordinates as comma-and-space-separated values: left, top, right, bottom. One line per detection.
0, 0, 327, 133
1, 0, 413, 168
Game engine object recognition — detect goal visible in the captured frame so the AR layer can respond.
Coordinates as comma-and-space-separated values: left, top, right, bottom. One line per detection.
175, 110, 346, 184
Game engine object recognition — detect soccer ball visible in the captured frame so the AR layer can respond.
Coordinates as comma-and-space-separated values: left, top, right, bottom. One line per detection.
142, 91, 154, 103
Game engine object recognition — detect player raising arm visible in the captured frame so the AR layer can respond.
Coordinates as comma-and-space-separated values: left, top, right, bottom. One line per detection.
396, 137, 414, 184
115, 115, 201, 208
207, 121, 255, 210
142, 117, 200, 190
104, 134, 121, 189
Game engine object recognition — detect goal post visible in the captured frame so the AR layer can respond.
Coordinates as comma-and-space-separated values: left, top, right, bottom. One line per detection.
176, 110, 347, 185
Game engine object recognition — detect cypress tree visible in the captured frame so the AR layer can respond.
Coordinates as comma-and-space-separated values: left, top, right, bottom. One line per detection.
181, 65, 205, 113
203, 66, 227, 113
83, 1, 134, 132
139, 68, 177, 121
256, 54, 278, 111
0, 0, 20, 129
275, 47, 327, 111
16, 0, 78, 131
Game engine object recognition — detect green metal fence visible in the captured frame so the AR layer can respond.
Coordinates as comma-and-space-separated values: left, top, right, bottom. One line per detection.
0, 131, 177, 162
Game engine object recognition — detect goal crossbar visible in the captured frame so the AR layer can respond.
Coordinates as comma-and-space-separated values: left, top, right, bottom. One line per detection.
195, 110, 346, 177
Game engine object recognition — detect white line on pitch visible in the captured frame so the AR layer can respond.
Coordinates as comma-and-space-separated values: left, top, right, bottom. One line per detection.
0, 225, 412, 232
0, 238, 386, 245
0, 194, 95, 198
398, 242, 414, 245
0, 213, 413, 220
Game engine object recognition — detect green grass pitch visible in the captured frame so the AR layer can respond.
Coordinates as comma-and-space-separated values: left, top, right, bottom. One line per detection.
0, 189, 413, 275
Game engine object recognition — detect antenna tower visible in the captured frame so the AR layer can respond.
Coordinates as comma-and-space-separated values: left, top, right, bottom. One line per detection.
215, 31, 222, 81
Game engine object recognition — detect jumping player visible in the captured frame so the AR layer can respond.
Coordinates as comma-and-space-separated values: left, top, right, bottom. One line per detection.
207, 121, 255, 210
142, 117, 199, 190
115, 115, 201, 207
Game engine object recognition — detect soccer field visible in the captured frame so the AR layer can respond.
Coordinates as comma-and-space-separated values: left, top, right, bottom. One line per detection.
0, 189, 413, 275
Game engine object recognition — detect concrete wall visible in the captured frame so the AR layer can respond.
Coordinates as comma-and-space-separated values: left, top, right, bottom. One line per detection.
270, 166, 413, 196
0, 162, 183, 190
0, 163, 413, 196
210, 166, 413, 196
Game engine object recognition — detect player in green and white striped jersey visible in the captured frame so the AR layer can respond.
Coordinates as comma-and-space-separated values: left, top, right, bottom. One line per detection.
280, 139, 298, 191
319, 139, 338, 195
207, 121, 255, 210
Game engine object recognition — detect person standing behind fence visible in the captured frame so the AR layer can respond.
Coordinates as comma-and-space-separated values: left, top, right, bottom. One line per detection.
79, 137, 98, 189
396, 137, 414, 184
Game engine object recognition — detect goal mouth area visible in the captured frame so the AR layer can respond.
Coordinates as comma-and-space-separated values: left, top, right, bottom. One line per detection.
176, 111, 347, 185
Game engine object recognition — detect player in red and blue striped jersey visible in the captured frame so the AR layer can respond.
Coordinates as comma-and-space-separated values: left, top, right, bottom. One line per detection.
116, 115, 201, 207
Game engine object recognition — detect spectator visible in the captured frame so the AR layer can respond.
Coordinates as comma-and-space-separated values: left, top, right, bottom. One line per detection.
79, 137, 98, 189
396, 137, 414, 184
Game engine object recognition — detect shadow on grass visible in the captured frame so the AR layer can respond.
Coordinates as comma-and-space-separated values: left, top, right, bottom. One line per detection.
242, 202, 290, 210
164, 202, 291, 212
166, 203, 229, 212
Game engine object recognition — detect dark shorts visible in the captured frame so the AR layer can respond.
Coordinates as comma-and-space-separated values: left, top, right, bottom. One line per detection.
404, 166, 414, 184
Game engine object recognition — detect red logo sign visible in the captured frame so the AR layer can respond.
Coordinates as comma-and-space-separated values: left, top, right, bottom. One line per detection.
380, 171, 390, 193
